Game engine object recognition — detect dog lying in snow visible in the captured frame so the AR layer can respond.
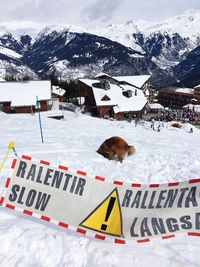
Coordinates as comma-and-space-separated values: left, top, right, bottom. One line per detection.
97, 136, 135, 163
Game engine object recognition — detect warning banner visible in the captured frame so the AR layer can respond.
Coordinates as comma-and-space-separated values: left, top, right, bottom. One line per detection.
2, 155, 200, 244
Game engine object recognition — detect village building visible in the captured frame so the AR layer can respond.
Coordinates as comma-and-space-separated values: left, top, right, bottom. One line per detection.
147, 103, 165, 113
158, 86, 200, 109
95, 73, 156, 102
0, 80, 52, 113
51, 85, 66, 111
78, 74, 150, 119
52, 85, 65, 101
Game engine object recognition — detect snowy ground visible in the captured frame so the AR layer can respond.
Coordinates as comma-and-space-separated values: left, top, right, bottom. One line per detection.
0, 111, 200, 267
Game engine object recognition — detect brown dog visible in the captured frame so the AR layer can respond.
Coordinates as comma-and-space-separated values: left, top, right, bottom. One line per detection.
97, 136, 135, 163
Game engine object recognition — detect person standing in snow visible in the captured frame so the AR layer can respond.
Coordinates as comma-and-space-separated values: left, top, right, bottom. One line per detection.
150, 118, 155, 130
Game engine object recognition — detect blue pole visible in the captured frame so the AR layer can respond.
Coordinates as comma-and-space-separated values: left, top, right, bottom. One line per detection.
36, 96, 44, 143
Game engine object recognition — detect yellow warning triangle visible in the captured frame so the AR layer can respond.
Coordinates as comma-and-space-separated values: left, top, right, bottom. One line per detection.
80, 188, 123, 237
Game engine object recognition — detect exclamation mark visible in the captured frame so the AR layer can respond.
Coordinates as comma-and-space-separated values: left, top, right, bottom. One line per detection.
101, 197, 116, 231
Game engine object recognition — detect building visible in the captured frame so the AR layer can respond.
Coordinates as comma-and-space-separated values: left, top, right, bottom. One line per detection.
51, 85, 65, 102
78, 74, 149, 119
0, 80, 52, 113
158, 86, 200, 109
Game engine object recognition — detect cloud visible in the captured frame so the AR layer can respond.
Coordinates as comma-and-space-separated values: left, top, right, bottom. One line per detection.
83, 0, 123, 22
8, 0, 76, 24
2, 0, 200, 28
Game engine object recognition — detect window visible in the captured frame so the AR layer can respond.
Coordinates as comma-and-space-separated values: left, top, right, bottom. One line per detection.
101, 95, 111, 101
123, 90, 133, 98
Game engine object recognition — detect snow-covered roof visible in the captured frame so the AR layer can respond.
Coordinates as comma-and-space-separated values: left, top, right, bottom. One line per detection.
92, 83, 147, 113
52, 85, 65, 97
162, 87, 195, 95
0, 80, 51, 107
175, 88, 194, 94
148, 103, 164, 110
183, 104, 200, 112
79, 78, 147, 112
112, 75, 151, 88
94, 73, 111, 79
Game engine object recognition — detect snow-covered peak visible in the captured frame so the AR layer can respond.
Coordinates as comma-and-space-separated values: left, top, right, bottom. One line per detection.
37, 24, 86, 38
88, 9, 200, 53
138, 9, 200, 39
91, 21, 144, 53
176, 9, 199, 21
0, 20, 44, 39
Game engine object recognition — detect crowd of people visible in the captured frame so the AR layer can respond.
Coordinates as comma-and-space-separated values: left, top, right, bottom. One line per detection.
156, 108, 200, 123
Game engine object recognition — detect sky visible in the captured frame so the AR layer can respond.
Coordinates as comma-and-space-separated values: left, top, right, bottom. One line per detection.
0, 0, 200, 29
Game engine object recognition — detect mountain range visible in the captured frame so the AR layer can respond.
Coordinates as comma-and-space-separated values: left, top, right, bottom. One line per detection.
0, 9, 200, 87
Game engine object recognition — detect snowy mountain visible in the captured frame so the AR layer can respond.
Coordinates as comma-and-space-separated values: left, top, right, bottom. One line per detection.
93, 9, 200, 70
140, 9, 200, 39
0, 20, 44, 38
173, 44, 200, 87
0, 33, 37, 80
92, 21, 144, 54
22, 27, 160, 80
133, 32, 189, 69
0, 9, 199, 85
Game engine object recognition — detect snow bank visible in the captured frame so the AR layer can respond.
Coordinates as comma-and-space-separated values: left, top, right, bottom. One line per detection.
0, 111, 200, 266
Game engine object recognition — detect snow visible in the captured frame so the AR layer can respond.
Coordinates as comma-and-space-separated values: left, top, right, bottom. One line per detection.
138, 9, 200, 40
52, 85, 65, 97
50, 60, 70, 77
0, 81, 51, 106
0, 110, 200, 266
175, 88, 194, 94
0, 46, 21, 59
92, 22, 145, 53
0, 60, 38, 81
163, 87, 195, 95
151, 56, 180, 70
38, 24, 85, 39
95, 72, 111, 79
112, 75, 151, 88
40, 109, 64, 118
87, 9, 200, 58
148, 103, 164, 110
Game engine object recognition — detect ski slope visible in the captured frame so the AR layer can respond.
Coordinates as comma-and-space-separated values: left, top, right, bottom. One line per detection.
0, 110, 200, 267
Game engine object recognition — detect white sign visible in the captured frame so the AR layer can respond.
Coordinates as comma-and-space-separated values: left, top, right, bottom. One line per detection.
1, 155, 200, 244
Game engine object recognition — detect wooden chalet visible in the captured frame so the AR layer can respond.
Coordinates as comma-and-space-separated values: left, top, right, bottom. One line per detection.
78, 74, 149, 119
158, 86, 200, 109
51, 85, 65, 102
0, 80, 52, 113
